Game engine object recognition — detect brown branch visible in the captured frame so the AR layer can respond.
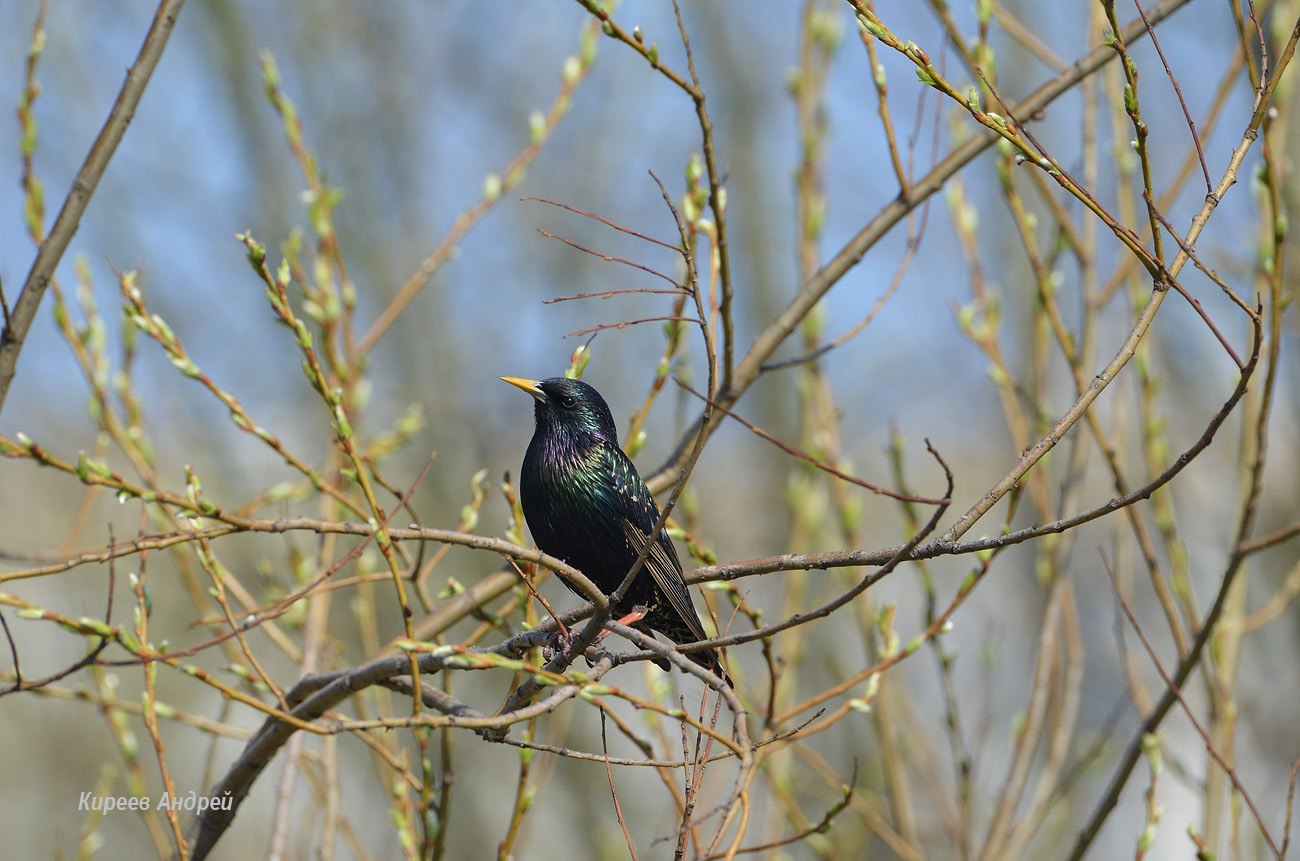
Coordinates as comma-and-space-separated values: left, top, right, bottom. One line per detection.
678, 440, 952, 655
1142, 201, 1248, 366
1133, 0, 1212, 191
692, 317, 1258, 588
182, 643, 622, 860
1066, 329, 1266, 860
678, 380, 949, 505
565, 315, 699, 339
1240, 520, 1300, 556
1103, 554, 1280, 856
536, 227, 685, 290
644, 0, 1199, 496
526, 196, 683, 252
500, 555, 570, 639
1, 527, 118, 696
0, 0, 187, 416
600, 711, 639, 861
543, 287, 689, 304
1069, 22, 1300, 856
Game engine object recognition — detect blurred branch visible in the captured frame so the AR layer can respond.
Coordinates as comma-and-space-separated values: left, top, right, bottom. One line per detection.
184, 642, 623, 860
1104, 554, 1281, 856
1068, 317, 1269, 860
0, 0, 186, 415
355, 18, 600, 356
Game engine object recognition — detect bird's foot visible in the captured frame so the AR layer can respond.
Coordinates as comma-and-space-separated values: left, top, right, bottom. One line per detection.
542, 607, 652, 664
543, 629, 581, 663
614, 607, 649, 627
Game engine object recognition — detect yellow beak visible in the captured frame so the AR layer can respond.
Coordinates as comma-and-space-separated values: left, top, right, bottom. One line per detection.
500, 376, 546, 401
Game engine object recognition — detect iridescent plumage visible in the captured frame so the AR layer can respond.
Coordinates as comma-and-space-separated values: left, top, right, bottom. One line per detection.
502, 376, 727, 682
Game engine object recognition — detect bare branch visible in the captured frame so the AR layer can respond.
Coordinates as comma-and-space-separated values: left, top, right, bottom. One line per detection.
0, 0, 187, 415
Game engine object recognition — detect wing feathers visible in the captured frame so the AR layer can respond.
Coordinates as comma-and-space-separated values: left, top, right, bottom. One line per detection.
618, 518, 709, 643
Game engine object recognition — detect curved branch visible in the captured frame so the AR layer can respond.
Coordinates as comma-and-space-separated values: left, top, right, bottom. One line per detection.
183, 635, 614, 860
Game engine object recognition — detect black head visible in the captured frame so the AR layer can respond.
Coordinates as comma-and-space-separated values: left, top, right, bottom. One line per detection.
501, 376, 619, 443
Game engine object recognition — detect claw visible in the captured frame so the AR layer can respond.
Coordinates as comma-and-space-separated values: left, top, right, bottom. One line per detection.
542, 606, 655, 665
543, 629, 580, 663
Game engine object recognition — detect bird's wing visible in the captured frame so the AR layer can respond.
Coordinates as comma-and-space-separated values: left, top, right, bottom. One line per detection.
618, 520, 708, 640
605, 448, 709, 644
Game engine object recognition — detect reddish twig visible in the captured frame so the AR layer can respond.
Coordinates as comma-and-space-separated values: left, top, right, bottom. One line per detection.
536, 227, 685, 289
600, 710, 639, 861
566, 315, 700, 339
1145, 203, 1251, 366
525, 196, 681, 252
1, 526, 118, 696
1103, 553, 1280, 856
678, 380, 949, 505
543, 287, 690, 305
500, 555, 570, 639
1132, 0, 1211, 191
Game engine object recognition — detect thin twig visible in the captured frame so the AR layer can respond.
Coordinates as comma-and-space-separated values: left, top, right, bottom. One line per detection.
678, 380, 948, 505
501, 555, 570, 638
536, 227, 685, 289
526, 196, 682, 252
566, 315, 700, 339
643, 0, 1200, 497
543, 287, 690, 305
1103, 553, 1280, 856
0, 527, 118, 696
601, 710, 638, 861
1132, 0, 1212, 191
0, 0, 187, 415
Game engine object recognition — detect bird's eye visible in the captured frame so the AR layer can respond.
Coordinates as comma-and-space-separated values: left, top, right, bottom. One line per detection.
560, 396, 577, 409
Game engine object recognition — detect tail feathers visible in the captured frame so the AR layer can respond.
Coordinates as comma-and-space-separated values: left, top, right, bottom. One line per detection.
635, 620, 731, 686
686, 645, 732, 688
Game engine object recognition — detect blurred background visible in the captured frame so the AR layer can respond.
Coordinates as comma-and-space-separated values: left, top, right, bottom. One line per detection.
0, 1, 1296, 859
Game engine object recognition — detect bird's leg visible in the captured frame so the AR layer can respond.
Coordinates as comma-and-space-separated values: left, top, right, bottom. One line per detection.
593, 606, 649, 646
543, 628, 581, 663
614, 606, 649, 626
543, 607, 651, 663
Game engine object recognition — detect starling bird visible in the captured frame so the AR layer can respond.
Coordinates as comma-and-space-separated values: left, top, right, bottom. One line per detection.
502, 375, 728, 684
